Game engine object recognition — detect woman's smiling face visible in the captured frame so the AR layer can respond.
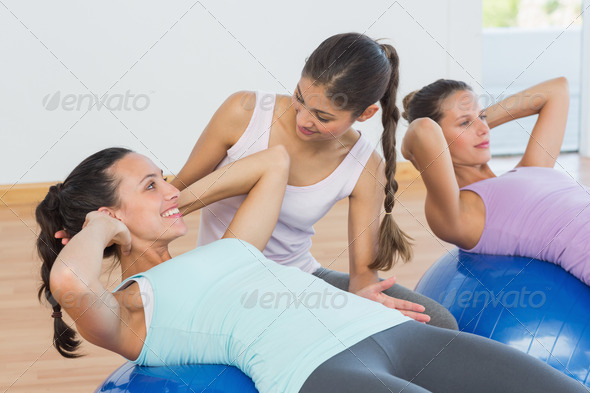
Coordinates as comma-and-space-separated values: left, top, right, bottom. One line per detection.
109, 153, 187, 248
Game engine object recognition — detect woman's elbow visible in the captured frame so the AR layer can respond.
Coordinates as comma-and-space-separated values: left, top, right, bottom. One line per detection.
267, 145, 290, 175
553, 76, 569, 96
49, 263, 88, 303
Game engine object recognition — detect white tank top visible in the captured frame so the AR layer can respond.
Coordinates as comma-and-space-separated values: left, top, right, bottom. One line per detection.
118, 277, 153, 333
197, 91, 376, 273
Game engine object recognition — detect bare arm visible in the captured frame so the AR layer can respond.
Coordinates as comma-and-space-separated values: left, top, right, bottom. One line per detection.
347, 152, 384, 292
347, 153, 429, 321
178, 146, 289, 251
485, 77, 569, 168
221, 146, 289, 251
49, 213, 132, 353
171, 91, 256, 190
401, 118, 481, 248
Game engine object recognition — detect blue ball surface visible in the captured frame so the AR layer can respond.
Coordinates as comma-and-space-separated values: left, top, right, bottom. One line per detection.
415, 249, 590, 387
95, 362, 258, 392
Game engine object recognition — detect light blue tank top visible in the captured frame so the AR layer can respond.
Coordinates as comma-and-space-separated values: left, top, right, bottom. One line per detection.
116, 239, 409, 393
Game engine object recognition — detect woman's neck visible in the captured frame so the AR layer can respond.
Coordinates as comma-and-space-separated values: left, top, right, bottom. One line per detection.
454, 163, 495, 188
120, 245, 172, 279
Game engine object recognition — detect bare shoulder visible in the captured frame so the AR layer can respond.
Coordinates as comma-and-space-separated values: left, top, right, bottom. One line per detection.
352, 151, 386, 197
208, 91, 258, 145
220, 91, 257, 127
270, 94, 296, 131
275, 93, 292, 108
364, 150, 385, 176
274, 94, 295, 117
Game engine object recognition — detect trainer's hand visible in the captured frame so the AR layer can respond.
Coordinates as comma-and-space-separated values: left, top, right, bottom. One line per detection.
355, 277, 431, 323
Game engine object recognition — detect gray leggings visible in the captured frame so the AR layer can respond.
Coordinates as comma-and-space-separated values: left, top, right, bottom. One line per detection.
313, 267, 458, 330
300, 321, 588, 393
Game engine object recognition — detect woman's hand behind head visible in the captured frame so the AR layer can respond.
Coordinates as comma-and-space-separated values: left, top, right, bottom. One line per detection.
83, 211, 132, 255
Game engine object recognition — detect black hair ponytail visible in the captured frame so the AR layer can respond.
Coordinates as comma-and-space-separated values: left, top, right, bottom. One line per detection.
35, 147, 132, 358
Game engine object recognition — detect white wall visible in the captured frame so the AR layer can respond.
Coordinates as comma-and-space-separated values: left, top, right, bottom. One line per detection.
0, 0, 482, 184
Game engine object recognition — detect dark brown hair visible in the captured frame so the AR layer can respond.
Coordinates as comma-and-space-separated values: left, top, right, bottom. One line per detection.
302, 33, 412, 270
402, 79, 472, 123
36, 147, 131, 358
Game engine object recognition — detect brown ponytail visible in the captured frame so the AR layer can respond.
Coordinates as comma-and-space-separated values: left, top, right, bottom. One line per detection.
369, 44, 413, 271
35, 147, 131, 358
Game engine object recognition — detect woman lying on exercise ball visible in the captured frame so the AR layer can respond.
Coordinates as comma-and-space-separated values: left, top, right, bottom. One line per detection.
171, 32, 456, 328
37, 146, 585, 392
401, 77, 589, 286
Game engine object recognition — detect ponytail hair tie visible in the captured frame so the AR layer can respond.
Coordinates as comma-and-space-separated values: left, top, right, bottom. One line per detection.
51, 311, 62, 319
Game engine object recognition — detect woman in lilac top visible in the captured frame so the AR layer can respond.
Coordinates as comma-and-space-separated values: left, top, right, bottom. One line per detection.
401, 77, 589, 286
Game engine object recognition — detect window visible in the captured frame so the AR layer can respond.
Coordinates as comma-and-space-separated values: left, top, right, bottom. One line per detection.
482, 0, 583, 155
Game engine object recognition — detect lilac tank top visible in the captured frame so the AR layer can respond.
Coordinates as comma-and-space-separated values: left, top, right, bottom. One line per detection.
461, 166, 590, 286
197, 91, 375, 273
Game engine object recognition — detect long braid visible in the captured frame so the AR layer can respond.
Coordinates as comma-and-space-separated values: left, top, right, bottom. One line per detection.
302, 34, 412, 270
369, 44, 413, 271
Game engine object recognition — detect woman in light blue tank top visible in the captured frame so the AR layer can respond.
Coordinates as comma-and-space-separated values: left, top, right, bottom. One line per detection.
401, 77, 590, 286
35, 147, 586, 392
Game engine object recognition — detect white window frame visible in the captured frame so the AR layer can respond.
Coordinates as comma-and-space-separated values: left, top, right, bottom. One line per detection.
580, 0, 590, 156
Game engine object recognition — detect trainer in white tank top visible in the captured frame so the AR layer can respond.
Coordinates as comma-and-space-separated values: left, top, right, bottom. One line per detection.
198, 91, 375, 273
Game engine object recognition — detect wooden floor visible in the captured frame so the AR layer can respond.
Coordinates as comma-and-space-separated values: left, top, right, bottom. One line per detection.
2, 154, 589, 392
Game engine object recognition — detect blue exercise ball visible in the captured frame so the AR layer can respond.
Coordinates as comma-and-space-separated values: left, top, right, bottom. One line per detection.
415, 249, 590, 387
95, 362, 258, 392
